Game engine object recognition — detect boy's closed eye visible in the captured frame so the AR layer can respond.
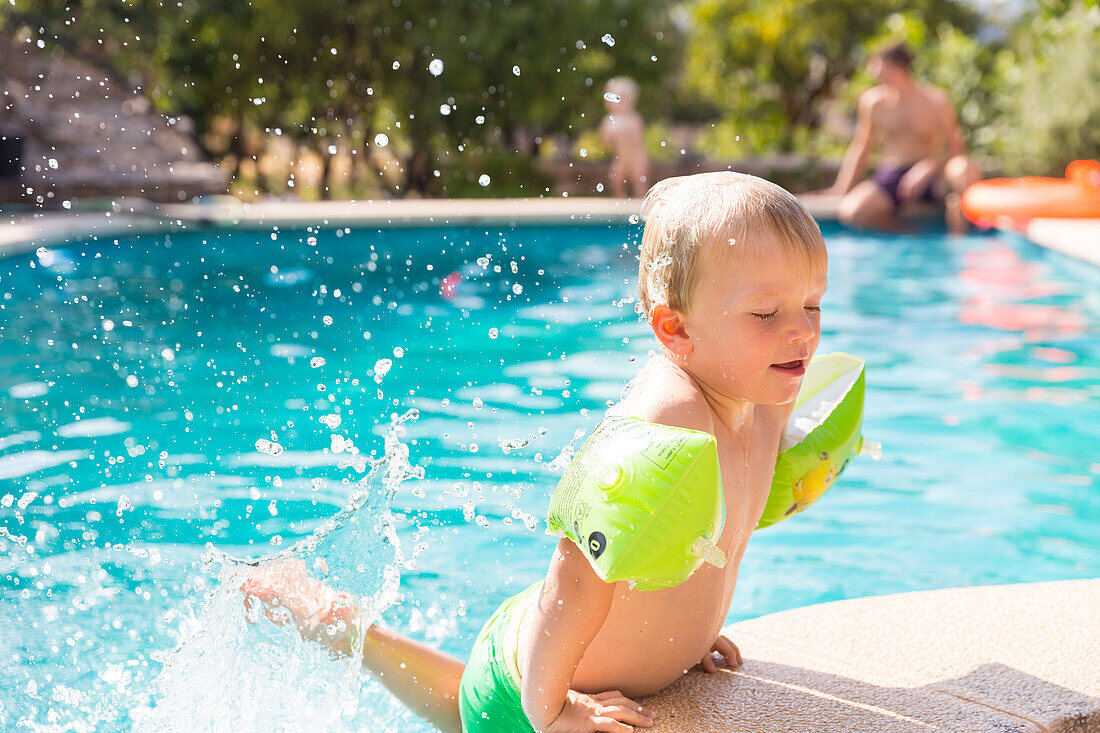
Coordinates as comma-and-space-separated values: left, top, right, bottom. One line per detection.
751, 305, 822, 321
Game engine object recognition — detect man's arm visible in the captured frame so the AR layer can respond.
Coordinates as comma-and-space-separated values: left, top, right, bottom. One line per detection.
830, 91, 877, 194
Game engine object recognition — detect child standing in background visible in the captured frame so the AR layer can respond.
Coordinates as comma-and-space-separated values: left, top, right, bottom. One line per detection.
599, 77, 649, 199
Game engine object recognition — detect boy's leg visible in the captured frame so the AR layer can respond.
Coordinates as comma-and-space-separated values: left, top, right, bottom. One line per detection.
363, 625, 465, 733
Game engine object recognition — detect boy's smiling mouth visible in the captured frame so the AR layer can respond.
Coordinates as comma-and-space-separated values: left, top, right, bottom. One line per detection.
770, 359, 807, 376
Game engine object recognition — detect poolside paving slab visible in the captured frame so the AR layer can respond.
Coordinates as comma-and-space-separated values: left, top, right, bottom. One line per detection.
643, 578, 1100, 732
1025, 218, 1100, 268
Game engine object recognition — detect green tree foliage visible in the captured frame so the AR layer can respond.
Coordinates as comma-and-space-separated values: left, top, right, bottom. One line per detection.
5, 0, 679, 196
685, 0, 978, 152
988, 1, 1100, 175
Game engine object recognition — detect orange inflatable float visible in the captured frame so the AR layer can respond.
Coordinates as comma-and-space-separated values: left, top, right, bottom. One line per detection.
961, 159, 1100, 228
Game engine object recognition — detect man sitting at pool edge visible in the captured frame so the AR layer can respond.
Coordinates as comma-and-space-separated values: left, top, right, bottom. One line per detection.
823, 43, 980, 233
242, 172, 829, 732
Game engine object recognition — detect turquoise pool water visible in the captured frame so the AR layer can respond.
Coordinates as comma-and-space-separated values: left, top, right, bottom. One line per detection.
2, 222, 1098, 729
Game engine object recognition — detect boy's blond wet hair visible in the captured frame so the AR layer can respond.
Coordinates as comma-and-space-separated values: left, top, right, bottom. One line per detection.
638, 172, 827, 318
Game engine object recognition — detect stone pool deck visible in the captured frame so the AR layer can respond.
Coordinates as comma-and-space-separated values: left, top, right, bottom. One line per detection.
645, 578, 1100, 732
1026, 218, 1100, 268
4, 196, 1095, 269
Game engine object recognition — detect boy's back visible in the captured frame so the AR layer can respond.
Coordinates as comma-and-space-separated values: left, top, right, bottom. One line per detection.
517, 173, 827, 728
551, 354, 791, 696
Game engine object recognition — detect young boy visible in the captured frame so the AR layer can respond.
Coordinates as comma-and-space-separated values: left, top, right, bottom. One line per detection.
243, 171, 829, 732
598, 77, 649, 199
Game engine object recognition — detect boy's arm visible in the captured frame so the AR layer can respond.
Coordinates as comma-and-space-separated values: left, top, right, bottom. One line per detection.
520, 539, 651, 731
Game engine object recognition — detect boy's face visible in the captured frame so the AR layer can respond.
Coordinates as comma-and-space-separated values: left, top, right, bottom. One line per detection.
681, 236, 827, 406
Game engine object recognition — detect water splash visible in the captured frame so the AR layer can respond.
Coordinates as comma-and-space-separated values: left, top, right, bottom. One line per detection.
138, 410, 423, 730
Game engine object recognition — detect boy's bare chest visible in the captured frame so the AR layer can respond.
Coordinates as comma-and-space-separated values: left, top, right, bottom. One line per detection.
714, 430, 781, 545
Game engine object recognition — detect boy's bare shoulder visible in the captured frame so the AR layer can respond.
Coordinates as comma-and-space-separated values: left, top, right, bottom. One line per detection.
606, 359, 716, 436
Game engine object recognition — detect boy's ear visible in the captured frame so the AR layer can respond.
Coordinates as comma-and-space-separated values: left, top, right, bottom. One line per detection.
649, 304, 692, 357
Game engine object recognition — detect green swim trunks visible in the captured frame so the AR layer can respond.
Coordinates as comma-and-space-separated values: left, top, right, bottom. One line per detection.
459, 582, 542, 732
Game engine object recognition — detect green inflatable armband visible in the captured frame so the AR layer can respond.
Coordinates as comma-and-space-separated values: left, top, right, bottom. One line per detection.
757, 352, 880, 529
545, 416, 727, 591
545, 353, 879, 589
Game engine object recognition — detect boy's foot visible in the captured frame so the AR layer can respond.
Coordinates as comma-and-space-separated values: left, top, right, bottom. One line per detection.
241, 558, 364, 657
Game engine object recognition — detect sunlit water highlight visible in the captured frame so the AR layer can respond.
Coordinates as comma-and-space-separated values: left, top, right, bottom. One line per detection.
1, 223, 1098, 730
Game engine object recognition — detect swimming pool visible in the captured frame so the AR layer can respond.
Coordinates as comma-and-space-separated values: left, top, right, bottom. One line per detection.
2, 221, 1097, 730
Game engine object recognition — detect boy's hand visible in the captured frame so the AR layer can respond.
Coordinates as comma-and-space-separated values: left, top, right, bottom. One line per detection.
537, 689, 654, 733
240, 558, 363, 657
700, 634, 743, 673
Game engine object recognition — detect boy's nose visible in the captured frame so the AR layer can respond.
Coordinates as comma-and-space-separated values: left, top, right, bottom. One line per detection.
788, 314, 817, 344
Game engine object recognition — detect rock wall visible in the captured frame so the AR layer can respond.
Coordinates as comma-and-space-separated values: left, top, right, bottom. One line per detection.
0, 34, 225, 205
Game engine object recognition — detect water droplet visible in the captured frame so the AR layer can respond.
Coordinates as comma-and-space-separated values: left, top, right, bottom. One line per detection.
392, 60, 401, 70
601, 33, 616, 46
509, 261, 518, 274
488, 327, 499, 339
125, 375, 139, 388
428, 58, 444, 76
477, 256, 490, 267
327, 144, 337, 155
498, 436, 529, 452
48, 158, 58, 170
462, 501, 476, 521
374, 133, 389, 147
475, 515, 490, 528
255, 438, 284, 455
393, 346, 405, 358
628, 214, 640, 224
603, 92, 621, 103
373, 358, 393, 383
728, 238, 737, 246
439, 103, 452, 116
322, 315, 334, 326
651, 55, 658, 62
735, 135, 740, 142
512, 283, 523, 295
0, 494, 13, 508
512, 65, 521, 76
320, 413, 342, 428
307, 236, 318, 246
268, 499, 278, 516
115, 495, 132, 516
646, 253, 674, 269
472, 397, 484, 410
475, 115, 486, 125
310, 478, 324, 491
310, 356, 326, 368
478, 174, 491, 187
